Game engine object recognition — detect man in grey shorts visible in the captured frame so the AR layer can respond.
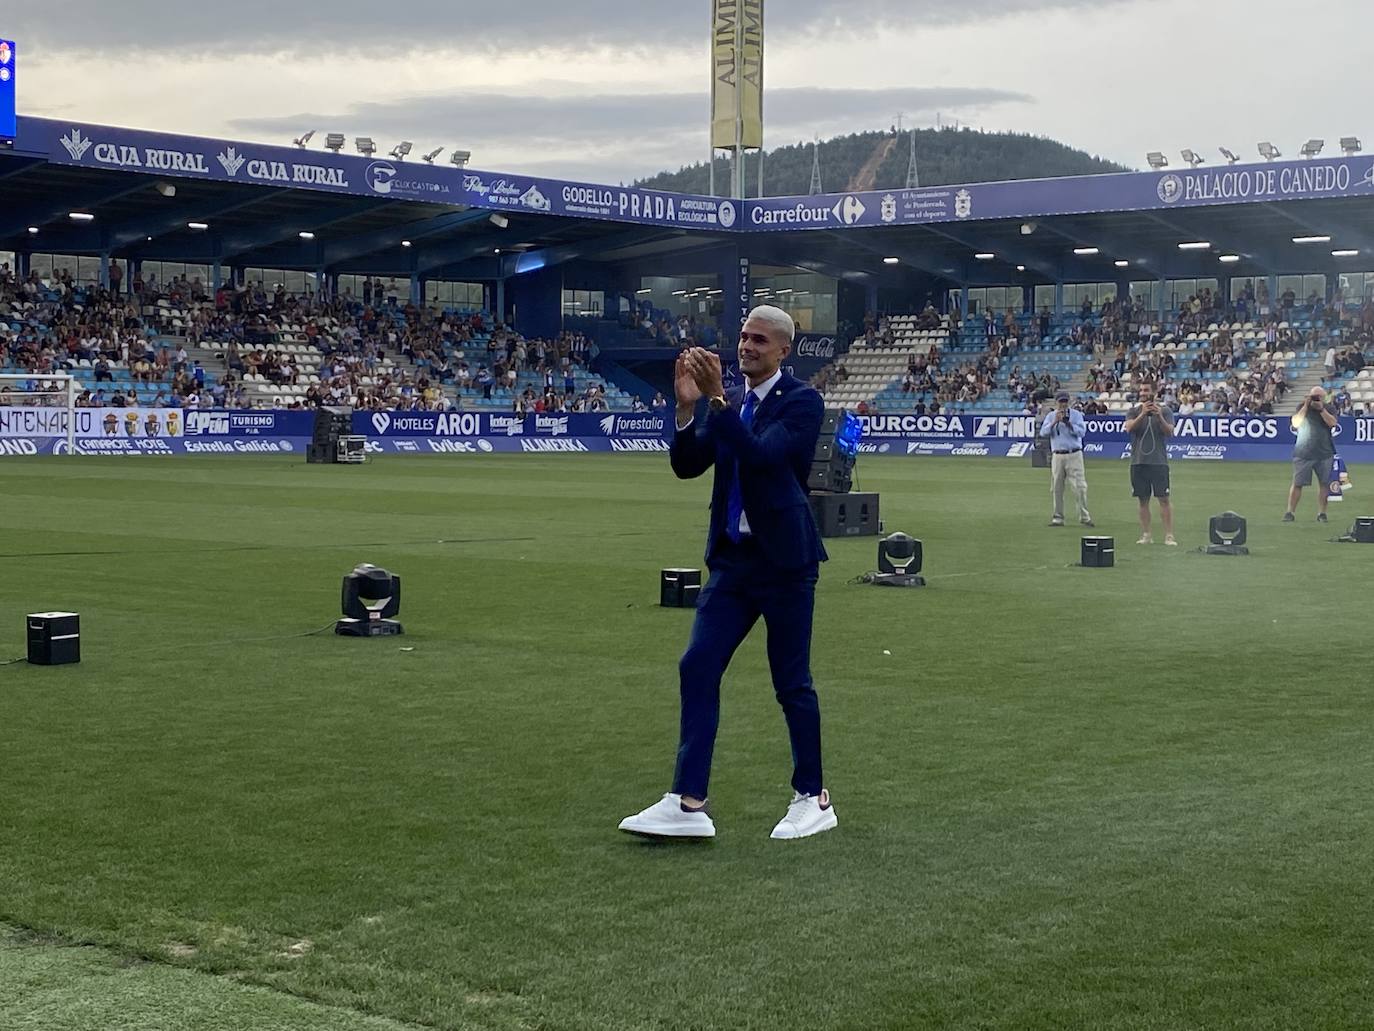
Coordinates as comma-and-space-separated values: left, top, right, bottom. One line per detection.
1122, 381, 1176, 545
1284, 386, 1338, 524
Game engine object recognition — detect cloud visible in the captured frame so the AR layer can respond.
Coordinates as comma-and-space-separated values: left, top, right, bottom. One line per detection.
6, 0, 1133, 54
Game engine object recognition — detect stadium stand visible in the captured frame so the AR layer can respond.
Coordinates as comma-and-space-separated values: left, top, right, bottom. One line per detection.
812, 289, 1374, 417
0, 263, 637, 412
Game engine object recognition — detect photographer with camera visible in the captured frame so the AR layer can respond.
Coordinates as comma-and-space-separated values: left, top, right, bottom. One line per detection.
1122, 381, 1176, 545
1040, 391, 1093, 527
1284, 386, 1339, 523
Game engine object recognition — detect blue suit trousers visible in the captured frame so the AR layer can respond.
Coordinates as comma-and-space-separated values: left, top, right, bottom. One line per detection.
672, 536, 823, 800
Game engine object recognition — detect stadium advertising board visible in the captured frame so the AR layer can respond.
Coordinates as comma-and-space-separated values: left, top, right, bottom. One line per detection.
24, 118, 739, 231
0, 39, 15, 146
4, 408, 1373, 461
19, 117, 1374, 235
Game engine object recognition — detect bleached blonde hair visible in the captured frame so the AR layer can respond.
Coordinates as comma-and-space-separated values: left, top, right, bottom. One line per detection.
745, 304, 796, 344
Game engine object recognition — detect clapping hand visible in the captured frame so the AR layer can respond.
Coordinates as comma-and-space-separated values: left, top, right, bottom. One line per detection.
674, 352, 702, 407
684, 347, 725, 399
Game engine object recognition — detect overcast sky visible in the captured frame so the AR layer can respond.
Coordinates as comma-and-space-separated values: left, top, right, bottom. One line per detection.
7, 0, 1371, 185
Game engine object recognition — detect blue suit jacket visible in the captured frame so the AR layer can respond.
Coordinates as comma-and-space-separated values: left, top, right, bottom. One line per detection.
670, 372, 828, 572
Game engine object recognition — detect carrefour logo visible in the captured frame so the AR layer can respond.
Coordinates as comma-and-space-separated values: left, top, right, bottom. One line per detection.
366, 161, 398, 195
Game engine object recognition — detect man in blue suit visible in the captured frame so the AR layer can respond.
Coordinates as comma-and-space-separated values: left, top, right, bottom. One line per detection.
619, 305, 837, 841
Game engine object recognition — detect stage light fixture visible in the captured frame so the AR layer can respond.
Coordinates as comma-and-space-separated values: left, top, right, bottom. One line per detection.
1258, 141, 1281, 160
355, 137, 376, 156
1300, 138, 1324, 158
450, 149, 471, 167
389, 141, 412, 160
872, 532, 925, 587
1181, 148, 1203, 168
1352, 517, 1374, 543
421, 146, 443, 163
336, 563, 404, 636
1219, 147, 1240, 164
1207, 511, 1249, 554
1146, 151, 1168, 169
324, 133, 346, 152
293, 130, 315, 148
1340, 137, 1361, 155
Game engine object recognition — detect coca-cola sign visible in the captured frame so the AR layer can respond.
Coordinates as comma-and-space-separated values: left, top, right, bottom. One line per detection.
795, 334, 836, 359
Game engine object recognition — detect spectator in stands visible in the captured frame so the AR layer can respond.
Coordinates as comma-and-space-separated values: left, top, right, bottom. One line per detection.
651, 391, 668, 411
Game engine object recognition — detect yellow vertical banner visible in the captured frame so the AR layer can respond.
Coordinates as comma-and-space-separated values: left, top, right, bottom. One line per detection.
710, 0, 740, 150
738, 0, 763, 150
711, 0, 763, 151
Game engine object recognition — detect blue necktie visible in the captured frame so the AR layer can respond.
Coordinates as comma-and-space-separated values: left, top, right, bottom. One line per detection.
726, 392, 758, 543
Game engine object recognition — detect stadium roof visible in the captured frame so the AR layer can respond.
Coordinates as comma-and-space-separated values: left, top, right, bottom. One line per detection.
2, 116, 1374, 284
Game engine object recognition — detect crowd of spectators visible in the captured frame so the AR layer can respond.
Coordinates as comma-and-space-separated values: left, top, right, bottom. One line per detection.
1, 263, 610, 412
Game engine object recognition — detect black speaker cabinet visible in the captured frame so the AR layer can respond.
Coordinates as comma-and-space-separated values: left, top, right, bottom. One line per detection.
1081, 536, 1115, 568
809, 492, 879, 538
807, 462, 853, 494
660, 568, 702, 608
1354, 517, 1374, 543
27, 611, 81, 665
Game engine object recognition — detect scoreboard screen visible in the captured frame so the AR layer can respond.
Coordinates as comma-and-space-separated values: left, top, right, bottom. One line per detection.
0, 39, 14, 146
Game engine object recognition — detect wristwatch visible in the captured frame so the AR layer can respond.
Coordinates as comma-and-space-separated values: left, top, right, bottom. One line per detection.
708, 395, 728, 412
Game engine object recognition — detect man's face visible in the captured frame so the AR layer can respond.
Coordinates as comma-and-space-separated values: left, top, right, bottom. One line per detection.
1140, 387, 1155, 405
738, 318, 791, 381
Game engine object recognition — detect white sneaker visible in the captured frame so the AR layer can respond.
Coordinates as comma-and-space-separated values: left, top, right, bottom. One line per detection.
1164, 535, 1178, 546
1136, 534, 1152, 545
770, 789, 837, 840
618, 793, 716, 839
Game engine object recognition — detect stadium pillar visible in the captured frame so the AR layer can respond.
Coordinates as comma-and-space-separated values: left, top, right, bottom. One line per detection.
1115, 275, 1130, 305
99, 253, 110, 290
495, 279, 506, 322
1022, 286, 1033, 314
410, 273, 421, 306
211, 261, 222, 292
1053, 281, 1064, 321
15, 251, 29, 279
1266, 274, 1278, 315
958, 283, 970, 324
1157, 275, 1167, 323
865, 283, 878, 318
508, 266, 560, 340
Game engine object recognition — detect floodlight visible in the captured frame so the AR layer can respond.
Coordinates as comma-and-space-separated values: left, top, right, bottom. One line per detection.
355, 137, 376, 156
450, 149, 472, 167
1300, 138, 1324, 158
1015, 265, 1026, 272
1340, 137, 1361, 155
1219, 147, 1240, 164
390, 141, 413, 160
1181, 149, 1203, 168
26, 226, 38, 234
187, 221, 209, 231
421, 146, 443, 163
1292, 235, 1331, 244
1218, 254, 1240, 263
401, 240, 412, 248
1206, 511, 1249, 554
293, 130, 315, 148
324, 133, 346, 152
335, 563, 404, 636
882, 256, 900, 264
1177, 241, 1211, 250
68, 212, 95, 222
1146, 151, 1168, 169
1073, 247, 1099, 256
1332, 249, 1360, 258
1258, 141, 1281, 160
298, 231, 316, 240
974, 252, 995, 260
1114, 259, 1130, 268
873, 532, 925, 587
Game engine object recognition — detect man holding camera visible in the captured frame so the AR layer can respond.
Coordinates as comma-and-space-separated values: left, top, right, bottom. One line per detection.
1040, 392, 1093, 527
1122, 382, 1176, 545
1284, 386, 1339, 523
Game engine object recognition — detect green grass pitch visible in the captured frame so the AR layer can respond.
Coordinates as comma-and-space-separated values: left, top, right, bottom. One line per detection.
1, 454, 1370, 1031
